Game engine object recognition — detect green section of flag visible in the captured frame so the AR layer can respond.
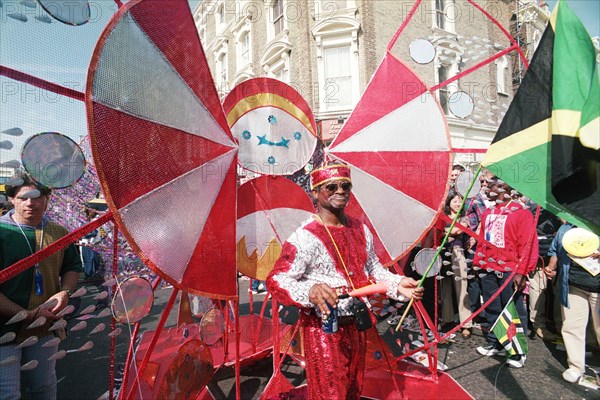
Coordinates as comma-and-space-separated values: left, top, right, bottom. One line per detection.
553, 1, 600, 128
485, 142, 597, 233
491, 300, 528, 356
483, 0, 600, 234
551, 1, 600, 228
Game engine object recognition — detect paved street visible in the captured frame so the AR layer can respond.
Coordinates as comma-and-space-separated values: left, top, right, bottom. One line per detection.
55, 280, 600, 399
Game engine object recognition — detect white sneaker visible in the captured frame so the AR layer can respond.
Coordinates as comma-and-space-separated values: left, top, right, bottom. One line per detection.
477, 343, 506, 356
507, 355, 526, 368
562, 368, 581, 383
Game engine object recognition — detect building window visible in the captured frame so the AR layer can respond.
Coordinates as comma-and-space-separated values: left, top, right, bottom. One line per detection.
239, 31, 250, 66
216, 52, 228, 87
314, 0, 357, 21
272, 0, 284, 36
435, 0, 446, 30
438, 64, 449, 114
218, 3, 225, 24
433, 0, 455, 33
274, 65, 289, 83
496, 56, 508, 95
532, 30, 542, 53
324, 45, 352, 109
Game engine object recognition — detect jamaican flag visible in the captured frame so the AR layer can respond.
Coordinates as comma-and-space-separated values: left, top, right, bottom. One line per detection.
482, 1, 599, 234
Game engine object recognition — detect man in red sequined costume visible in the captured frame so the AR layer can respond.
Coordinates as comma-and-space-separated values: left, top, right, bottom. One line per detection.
266, 161, 423, 399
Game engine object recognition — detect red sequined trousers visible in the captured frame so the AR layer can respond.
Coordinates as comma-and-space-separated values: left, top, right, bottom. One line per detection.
301, 313, 366, 400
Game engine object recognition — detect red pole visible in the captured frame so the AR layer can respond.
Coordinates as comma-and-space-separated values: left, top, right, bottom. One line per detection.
119, 277, 161, 400
234, 300, 241, 400
109, 223, 118, 400
272, 298, 280, 373
125, 288, 179, 400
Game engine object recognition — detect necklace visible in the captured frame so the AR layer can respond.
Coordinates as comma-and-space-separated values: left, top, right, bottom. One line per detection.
14, 219, 45, 296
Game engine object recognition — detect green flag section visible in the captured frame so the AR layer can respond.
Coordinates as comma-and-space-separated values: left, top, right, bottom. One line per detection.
482, 1, 599, 234
491, 299, 528, 356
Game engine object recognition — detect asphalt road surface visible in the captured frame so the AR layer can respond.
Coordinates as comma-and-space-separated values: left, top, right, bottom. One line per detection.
54, 279, 600, 399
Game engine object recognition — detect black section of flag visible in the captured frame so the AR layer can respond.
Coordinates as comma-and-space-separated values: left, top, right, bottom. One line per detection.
552, 135, 600, 226
492, 25, 554, 145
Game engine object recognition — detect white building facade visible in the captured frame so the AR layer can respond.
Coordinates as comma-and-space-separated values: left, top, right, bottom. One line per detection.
194, 0, 552, 169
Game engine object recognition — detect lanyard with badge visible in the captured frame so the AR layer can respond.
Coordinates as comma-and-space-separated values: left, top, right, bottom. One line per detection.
485, 200, 513, 242
16, 222, 45, 295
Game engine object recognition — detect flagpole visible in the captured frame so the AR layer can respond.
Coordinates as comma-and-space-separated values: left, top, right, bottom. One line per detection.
395, 165, 483, 331
489, 289, 518, 332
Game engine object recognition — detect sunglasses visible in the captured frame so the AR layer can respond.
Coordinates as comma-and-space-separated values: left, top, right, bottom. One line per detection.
322, 181, 352, 193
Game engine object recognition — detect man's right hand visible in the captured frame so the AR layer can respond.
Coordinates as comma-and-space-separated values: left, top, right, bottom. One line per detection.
27, 304, 61, 322
543, 265, 557, 280
309, 283, 338, 315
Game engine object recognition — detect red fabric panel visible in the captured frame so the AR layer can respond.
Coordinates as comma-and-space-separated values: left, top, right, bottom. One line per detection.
304, 217, 371, 289
302, 313, 367, 399
335, 151, 450, 210
333, 54, 427, 147
237, 176, 314, 218
222, 77, 316, 133
91, 103, 232, 209
128, 0, 232, 136
183, 159, 238, 297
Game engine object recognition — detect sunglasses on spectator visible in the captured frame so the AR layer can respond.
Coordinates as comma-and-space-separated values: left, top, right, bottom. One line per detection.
322, 181, 352, 193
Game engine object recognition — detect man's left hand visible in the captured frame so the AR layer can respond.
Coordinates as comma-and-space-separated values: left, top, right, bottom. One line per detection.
45, 290, 70, 313
398, 278, 424, 301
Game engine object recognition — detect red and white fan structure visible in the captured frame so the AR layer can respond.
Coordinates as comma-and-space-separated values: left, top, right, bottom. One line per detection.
0, 0, 532, 398
86, 0, 238, 299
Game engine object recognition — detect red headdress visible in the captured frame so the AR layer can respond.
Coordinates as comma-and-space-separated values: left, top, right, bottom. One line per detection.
310, 162, 351, 190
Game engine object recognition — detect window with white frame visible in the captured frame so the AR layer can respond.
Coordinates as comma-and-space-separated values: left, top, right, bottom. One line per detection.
316, 0, 354, 12
216, 52, 228, 87
435, 0, 446, 30
312, 14, 360, 115
437, 64, 450, 114
324, 45, 352, 109
272, 0, 285, 37
433, 0, 455, 33
260, 41, 291, 82
496, 56, 508, 95
273, 65, 289, 83
314, 0, 357, 21
218, 3, 225, 24
239, 31, 250, 66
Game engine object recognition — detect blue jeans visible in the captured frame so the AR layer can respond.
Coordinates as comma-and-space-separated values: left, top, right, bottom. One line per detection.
251, 280, 264, 291
481, 272, 528, 347
82, 247, 101, 278
0, 335, 58, 400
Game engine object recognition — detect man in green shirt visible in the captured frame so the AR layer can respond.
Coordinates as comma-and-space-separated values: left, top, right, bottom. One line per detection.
0, 173, 82, 400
